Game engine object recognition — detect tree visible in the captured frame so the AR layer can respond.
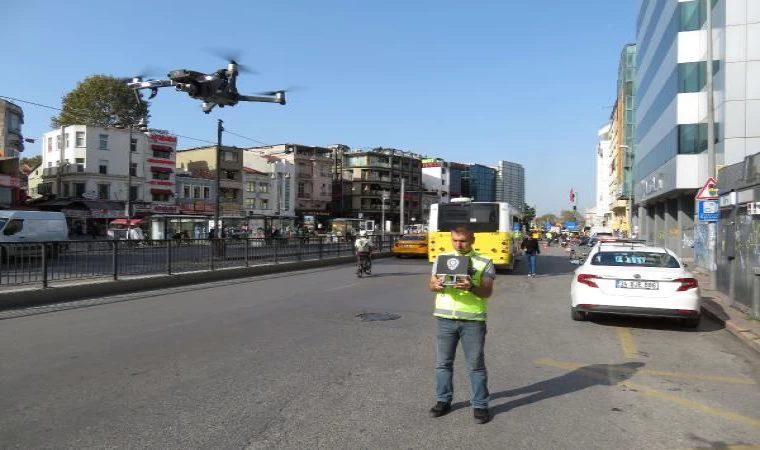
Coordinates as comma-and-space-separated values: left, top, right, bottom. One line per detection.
535, 213, 559, 225
559, 209, 577, 223
20, 155, 42, 169
51, 75, 150, 128
522, 205, 536, 226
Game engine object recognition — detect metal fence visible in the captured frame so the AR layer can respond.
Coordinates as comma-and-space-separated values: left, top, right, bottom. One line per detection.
0, 236, 398, 289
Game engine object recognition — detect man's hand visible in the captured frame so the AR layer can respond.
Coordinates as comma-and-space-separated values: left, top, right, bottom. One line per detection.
454, 276, 473, 291
429, 275, 446, 293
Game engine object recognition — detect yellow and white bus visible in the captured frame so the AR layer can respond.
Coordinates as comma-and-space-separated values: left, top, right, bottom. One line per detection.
427, 199, 522, 270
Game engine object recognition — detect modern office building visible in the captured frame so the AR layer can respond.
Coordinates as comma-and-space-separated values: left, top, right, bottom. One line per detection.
494, 160, 525, 212
461, 164, 496, 202
634, 0, 759, 258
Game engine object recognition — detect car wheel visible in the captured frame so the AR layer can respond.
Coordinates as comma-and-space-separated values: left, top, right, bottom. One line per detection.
682, 316, 701, 329
571, 307, 587, 321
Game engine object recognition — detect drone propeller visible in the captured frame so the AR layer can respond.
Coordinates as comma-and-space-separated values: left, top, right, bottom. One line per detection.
255, 86, 304, 96
116, 65, 164, 83
206, 48, 258, 74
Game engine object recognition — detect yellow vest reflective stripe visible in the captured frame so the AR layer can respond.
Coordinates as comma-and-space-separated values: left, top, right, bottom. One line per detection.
434, 251, 492, 322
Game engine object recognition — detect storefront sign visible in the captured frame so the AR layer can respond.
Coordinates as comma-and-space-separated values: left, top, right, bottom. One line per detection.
148, 134, 177, 144
0, 175, 19, 188
152, 204, 179, 214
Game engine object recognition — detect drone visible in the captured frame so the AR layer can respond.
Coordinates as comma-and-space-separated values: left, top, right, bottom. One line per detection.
126, 60, 286, 113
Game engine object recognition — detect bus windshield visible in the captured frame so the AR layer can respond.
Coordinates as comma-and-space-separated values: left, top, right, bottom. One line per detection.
438, 203, 499, 233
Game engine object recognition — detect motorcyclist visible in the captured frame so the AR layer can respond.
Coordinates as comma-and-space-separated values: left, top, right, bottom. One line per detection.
354, 230, 373, 273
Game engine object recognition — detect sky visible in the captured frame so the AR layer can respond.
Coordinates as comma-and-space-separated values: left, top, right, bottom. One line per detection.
1, 0, 636, 215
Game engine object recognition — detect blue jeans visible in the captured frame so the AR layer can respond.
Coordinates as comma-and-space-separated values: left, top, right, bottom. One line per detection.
435, 318, 489, 408
526, 253, 537, 274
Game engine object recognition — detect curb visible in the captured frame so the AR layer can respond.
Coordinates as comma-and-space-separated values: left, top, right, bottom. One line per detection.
692, 270, 760, 355
0, 253, 392, 312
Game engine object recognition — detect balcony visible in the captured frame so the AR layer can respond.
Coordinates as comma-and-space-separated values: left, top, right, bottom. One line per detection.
42, 164, 85, 176
219, 179, 242, 189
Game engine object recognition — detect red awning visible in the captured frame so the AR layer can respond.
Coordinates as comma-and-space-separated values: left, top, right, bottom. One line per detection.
151, 144, 174, 152
150, 166, 173, 173
110, 218, 142, 226
150, 188, 173, 195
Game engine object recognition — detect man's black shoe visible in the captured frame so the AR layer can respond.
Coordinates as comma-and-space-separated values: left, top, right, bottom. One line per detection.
473, 408, 491, 424
429, 401, 451, 418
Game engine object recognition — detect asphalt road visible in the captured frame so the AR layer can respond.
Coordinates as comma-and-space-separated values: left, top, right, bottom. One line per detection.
1, 247, 759, 449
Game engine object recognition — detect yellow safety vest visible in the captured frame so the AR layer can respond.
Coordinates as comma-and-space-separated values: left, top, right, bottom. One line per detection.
434, 251, 493, 321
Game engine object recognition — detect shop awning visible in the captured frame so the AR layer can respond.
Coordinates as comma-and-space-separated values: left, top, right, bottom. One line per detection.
110, 218, 142, 226
150, 188, 173, 195
150, 166, 173, 173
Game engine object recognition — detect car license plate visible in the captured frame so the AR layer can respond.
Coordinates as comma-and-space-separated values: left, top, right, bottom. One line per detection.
616, 280, 659, 290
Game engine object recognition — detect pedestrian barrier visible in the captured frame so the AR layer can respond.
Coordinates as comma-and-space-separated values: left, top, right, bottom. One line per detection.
0, 236, 398, 289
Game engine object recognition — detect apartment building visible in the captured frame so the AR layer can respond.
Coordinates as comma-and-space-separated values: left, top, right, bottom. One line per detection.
0, 99, 25, 207
494, 160, 525, 212
176, 145, 244, 223
635, 0, 760, 258
595, 123, 613, 227
250, 144, 332, 229
343, 147, 423, 230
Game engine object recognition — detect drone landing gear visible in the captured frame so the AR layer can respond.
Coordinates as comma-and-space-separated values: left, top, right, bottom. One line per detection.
202, 102, 217, 114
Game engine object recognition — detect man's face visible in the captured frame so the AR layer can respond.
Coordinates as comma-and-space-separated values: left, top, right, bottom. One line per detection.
451, 230, 474, 255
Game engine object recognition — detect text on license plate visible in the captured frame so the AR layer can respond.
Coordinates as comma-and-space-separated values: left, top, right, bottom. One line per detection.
616, 280, 659, 290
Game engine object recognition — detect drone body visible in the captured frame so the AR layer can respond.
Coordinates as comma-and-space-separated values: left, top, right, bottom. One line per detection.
126, 61, 286, 113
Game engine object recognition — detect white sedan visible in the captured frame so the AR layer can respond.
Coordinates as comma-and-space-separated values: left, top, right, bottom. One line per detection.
570, 241, 701, 328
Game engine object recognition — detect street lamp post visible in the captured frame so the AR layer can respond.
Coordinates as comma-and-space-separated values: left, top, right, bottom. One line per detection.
214, 119, 224, 238
381, 193, 388, 237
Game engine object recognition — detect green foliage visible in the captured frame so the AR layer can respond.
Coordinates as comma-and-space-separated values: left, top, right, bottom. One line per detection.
559, 209, 577, 223
523, 205, 536, 224
20, 155, 42, 169
51, 75, 150, 128
535, 213, 559, 225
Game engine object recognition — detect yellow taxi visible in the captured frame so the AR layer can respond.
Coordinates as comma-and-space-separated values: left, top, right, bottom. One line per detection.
392, 233, 429, 257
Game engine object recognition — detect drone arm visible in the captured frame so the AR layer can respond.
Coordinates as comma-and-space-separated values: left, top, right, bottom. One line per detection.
238, 92, 286, 105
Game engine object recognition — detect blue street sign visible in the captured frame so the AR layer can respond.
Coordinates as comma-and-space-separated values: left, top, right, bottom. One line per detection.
512, 223, 521, 231
544, 221, 552, 230
565, 221, 578, 231
698, 200, 720, 221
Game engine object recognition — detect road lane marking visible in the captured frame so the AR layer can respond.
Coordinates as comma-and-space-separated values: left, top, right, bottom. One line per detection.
326, 283, 358, 292
678, 444, 760, 449
534, 358, 756, 385
617, 327, 639, 359
534, 358, 760, 430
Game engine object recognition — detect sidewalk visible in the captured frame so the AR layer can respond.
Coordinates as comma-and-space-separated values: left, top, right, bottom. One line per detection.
692, 268, 760, 354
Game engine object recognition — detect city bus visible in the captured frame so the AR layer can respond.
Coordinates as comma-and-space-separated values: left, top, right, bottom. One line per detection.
427, 199, 522, 270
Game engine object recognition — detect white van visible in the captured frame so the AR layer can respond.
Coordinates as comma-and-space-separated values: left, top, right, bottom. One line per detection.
0, 210, 69, 257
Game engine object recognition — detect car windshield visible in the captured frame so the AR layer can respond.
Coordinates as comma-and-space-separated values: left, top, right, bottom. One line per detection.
0, 219, 7, 229
590, 251, 681, 268
400, 235, 426, 241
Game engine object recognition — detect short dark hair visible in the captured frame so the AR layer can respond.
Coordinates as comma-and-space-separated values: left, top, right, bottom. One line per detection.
450, 225, 474, 236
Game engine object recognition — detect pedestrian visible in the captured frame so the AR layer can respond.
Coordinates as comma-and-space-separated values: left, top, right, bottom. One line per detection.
428, 225, 496, 424
521, 232, 541, 277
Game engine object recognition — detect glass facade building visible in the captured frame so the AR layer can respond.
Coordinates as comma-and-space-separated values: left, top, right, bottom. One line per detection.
461, 164, 496, 202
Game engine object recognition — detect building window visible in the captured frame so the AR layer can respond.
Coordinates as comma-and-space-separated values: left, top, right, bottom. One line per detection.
130, 163, 137, 177
258, 182, 269, 193
222, 151, 237, 162
98, 184, 110, 200
152, 172, 170, 181
64, 133, 70, 149
75, 131, 85, 147
74, 183, 86, 198
261, 199, 269, 210
246, 181, 255, 192
193, 186, 201, 198
56, 135, 61, 150
678, 123, 707, 154
152, 193, 171, 202
224, 170, 236, 180
99, 134, 109, 150
298, 182, 305, 197
99, 160, 108, 174
183, 185, 191, 198
129, 186, 138, 201
47, 137, 53, 152
63, 183, 70, 197
203, 187, 210, 199
245, 198, 255, 209
153, 149, 171, 159
130, 138, 137, 152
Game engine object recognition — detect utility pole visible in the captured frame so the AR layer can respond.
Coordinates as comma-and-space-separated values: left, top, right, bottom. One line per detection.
705, 0, 718, 290
400, 177, 405, 235
127, 124, 133, 223
214, 119, 224, 238
57, 125, 66, 196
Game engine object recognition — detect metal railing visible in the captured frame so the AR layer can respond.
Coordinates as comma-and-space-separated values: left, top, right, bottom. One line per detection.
0, 236, 398, 289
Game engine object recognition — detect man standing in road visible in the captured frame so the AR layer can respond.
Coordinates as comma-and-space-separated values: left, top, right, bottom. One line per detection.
428, 225, 496, 424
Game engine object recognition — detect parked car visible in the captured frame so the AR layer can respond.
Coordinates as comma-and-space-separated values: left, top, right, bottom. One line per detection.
570, 240, 701, 328
392, 233, 429, 257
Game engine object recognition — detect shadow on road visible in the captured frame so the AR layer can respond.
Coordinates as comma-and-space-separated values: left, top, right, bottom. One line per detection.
587, 313, 724, 333
450, 362, 645, 415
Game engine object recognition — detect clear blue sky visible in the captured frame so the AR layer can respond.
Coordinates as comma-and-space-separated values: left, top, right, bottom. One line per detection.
2, 0, 635, 215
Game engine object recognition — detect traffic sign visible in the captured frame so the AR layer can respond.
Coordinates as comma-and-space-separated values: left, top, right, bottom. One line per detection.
695, 177, 719, 200
698, 200, 720, 221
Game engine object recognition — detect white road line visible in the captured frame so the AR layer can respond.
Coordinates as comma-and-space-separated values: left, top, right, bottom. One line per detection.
326, 283, 358, 292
